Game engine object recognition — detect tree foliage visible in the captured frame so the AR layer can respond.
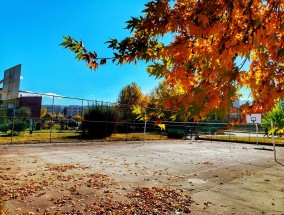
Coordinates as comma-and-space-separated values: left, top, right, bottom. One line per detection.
83, 105, 119, 138
148, 80, 193, 121
9, 120, 27, 134
16, 107, 31, 120
0, 123, 9, 133
73, 114, 83, 122
262, 103, 284, 135
117, 82, 145, 120
0, 109, 8, 124
61, 0, 284, 119
40, 107, 47, 118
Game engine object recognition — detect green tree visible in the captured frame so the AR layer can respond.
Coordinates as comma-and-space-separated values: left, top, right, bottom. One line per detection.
117, 82, 144, 120
262, 103, 284, 136
0, 109, 8, 124
148, 81, 192, 121
83, 105, 119, 138
16, 107, 31, 121
0, 124, 9, 133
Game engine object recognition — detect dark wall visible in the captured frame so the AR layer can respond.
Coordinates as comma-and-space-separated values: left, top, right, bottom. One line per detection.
19, 97, 42, 118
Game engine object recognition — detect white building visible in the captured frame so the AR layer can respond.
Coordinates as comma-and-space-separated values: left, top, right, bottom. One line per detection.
65, 105, 88, 116
42, 105, 64, 114
42, 105, 88, 117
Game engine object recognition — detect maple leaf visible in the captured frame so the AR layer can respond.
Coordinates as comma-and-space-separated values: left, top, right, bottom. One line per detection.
198, 14, 209, 26
157, 123, 166, 130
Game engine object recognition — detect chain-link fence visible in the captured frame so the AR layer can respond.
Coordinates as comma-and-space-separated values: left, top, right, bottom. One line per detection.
0, 92, 283, 145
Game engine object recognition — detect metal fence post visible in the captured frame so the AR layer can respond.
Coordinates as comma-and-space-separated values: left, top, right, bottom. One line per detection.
49, 96, 54, 143
143, 112, 147, 141
126, 122, 128, 141
249, 126, 251, 143
210, 127, 213, 143
11, 98, 16, 144
256, 123, 259, 145
105, 104, 108, 140
228, 125, 231, 141
81, 99, 84, 140
271, 121, 276, 161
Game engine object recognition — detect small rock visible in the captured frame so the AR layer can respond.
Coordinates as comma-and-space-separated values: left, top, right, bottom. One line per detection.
184, 207, 191, 213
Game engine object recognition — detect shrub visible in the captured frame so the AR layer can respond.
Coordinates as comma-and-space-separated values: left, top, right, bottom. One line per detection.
0, 124, 9, 133
41, 120, 48, 129
167, 129, 186, 139
35, 123, 41, 130
200, 126, 219, 134
262, 104, 284, 136
9, 120, 27, 134
0, 116, 8, 124
68, 121, 78, 128
48, 121, 55, 129
83, 105, 120, 138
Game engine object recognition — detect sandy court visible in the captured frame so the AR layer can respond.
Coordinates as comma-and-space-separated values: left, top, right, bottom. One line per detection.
0, 140, 284, 214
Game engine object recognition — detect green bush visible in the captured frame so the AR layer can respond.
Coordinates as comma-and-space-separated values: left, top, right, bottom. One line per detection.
0, 124, 9, 133
68, 121, 78, 128
9, 120, 27, 134
0, 116, 8, 124
167, 129, 186, 139
83, 105, 120, 138
200, 126, 220, 134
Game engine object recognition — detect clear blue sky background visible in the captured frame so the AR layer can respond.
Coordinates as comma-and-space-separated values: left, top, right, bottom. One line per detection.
0, 0, 162, 105
0, 0, 250, 106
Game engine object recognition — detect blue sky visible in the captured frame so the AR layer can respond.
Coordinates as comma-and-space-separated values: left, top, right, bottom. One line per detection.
0, 0, 162, 105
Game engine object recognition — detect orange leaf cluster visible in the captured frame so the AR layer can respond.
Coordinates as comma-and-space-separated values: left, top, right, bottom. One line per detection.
46, 164, 89, 172
62, 0, 284, 118
85, 173, 117, 189
83, 187, 191, 214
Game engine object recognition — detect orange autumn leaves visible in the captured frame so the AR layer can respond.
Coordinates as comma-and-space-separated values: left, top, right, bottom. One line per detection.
61, 0, 284, 118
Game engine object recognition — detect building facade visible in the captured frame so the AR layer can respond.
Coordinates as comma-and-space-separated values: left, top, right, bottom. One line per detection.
42, 105, 88, 117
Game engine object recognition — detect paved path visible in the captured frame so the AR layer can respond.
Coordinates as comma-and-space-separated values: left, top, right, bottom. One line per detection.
0, 140, 283, 214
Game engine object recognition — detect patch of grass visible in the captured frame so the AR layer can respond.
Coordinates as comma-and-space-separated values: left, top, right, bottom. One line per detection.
108, 133, 168, 141
4, 130, 281, 146
0, 131, 80, 144
0, 132, 168, 144
201, 135, 284, 145
167, 129, 187, 139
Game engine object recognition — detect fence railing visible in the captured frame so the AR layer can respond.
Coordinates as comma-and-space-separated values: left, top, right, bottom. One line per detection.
0, 116, 283, 145
0, 91, 283, 145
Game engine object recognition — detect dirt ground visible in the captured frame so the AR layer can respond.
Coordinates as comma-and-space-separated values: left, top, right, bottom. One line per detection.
0, 140, 284, 215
